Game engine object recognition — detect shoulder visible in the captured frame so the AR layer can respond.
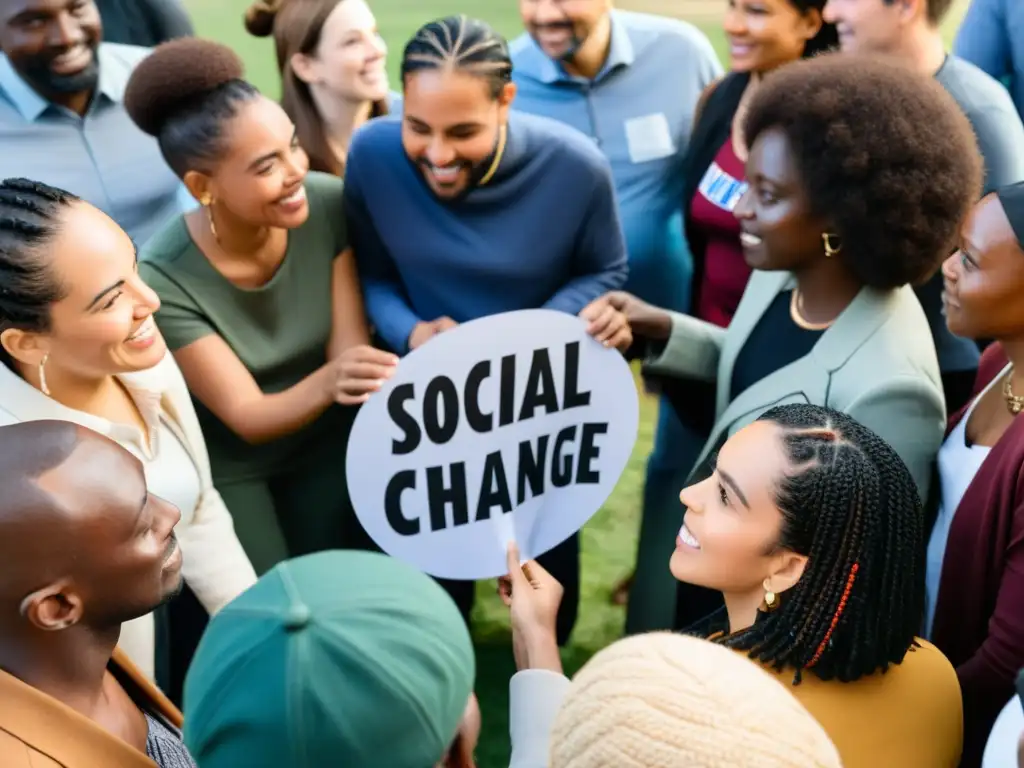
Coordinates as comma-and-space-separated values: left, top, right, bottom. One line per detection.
939, 55, 1020, 120
349, 116, 402, 159
615, 10, 717, 59
898, 640, 962, 699
138, 218, 201, 300
515, 112, 609, 174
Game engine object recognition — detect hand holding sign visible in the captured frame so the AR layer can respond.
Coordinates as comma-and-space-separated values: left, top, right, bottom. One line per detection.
345, 309, 640, 580
499, 542, 564, 673
329, 345, 399, 404
408, 316, 458, 351
579, 298, 633, 352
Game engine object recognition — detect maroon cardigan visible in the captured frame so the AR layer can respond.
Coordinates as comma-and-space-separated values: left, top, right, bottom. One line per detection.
931, 343, 1024, 768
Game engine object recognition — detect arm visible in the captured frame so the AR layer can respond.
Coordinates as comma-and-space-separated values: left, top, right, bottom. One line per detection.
953, 0, 1010, 82
171, 334, 335, 446
955, 502, 1024, 762
508, 670, 573, 768
140, 0, 194, 42
972, 104, 1024, 194
641, 310, 726, 383
542, 166, 629, 316
344, 153, 422, 354
844, 376, 945, 501
328, 247, 371, 360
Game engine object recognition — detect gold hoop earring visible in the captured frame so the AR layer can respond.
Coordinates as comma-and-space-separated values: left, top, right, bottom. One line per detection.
38, 352, 50, 396
822, 233, 841, 258
763, 578, 778, 612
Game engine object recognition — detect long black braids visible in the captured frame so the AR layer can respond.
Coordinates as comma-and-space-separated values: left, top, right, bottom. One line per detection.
714, 404, 925, 684
0, 179, 77, 371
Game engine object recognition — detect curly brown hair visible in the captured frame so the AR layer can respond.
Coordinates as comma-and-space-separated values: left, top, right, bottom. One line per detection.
743, 53, 982, 289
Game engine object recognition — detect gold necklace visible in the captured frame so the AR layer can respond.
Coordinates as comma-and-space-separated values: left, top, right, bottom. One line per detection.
478, 124, 508, 187
789, 290, 833, 331
1002, 366, 1024, 415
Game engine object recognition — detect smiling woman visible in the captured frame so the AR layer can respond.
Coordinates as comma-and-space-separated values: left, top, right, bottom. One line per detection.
0, 177, 257, 688
121, 36, 397, 699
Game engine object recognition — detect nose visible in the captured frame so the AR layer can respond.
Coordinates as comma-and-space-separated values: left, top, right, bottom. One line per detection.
723, 7, 747, 36
426, 137, 457, 168
941, 251, 961, 283
370, 33, 387, 58
131, 276, 161, 315
678, 479, 703, 513
48, 12, 85, 48
733, 187, 754, 221
822, 0, 838, 24
532, 0, 569, 25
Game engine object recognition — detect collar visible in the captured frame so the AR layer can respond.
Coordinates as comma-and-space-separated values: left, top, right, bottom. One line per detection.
513, 10, 635, 85
0, 648, 180, 768
0, 360, 165, 458
0, 44, 123, 122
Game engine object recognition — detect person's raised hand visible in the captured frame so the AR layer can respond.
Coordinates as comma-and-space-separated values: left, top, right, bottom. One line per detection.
498, 542, 563, 673
600, 291, 673, 341
408, 316, 458, 351
329, 345, 398, 404
580, 297, 633, 352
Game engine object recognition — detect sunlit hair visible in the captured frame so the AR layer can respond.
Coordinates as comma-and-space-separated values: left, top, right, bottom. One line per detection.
401, 15, 512, 99
714, 404, 924, 684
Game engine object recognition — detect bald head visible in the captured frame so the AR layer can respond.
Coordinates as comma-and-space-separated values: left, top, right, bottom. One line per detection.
0, 421, 182, 635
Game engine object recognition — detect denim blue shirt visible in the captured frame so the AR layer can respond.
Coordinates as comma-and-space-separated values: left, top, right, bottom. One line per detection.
0, 43, 189, 245
510, 11, 722, 312
954, 0, 1024, 118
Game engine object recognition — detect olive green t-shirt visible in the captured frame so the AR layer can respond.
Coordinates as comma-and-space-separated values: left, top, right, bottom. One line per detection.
139, 171, 349, 483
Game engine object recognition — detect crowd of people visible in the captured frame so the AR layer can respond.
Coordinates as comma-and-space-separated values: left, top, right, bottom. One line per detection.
0, 0, 1023, 766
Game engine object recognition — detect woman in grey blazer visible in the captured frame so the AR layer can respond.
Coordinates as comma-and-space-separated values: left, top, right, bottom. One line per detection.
604, 54, 984, 634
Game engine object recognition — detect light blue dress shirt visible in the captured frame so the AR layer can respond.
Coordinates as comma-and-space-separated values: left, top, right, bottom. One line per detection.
510, 11, 722, 312
954, 0, 1024, 119
0, 43, 188, 245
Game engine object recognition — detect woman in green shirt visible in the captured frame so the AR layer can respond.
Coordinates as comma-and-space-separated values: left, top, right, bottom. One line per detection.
124, 38, 394, 574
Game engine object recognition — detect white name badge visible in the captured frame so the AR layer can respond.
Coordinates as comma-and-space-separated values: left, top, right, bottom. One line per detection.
345, 310, 640, 580
625, 112, 676, 164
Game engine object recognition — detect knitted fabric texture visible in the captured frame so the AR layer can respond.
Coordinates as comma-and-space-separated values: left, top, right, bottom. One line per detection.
549, 633, 842, 768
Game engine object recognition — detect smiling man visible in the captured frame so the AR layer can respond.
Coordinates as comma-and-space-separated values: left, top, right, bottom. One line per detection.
0, 0, 186, 245
824, 0, 1024, 413
0, 420, 194, 766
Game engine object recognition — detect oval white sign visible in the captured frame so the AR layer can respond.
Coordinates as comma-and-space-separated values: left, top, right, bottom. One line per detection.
345, 309, 640, 580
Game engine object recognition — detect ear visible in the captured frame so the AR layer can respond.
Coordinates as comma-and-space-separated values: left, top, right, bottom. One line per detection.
290, 51, 319, 85
767, 549, 809, 595
183, 170, 214, 206
898, 0, 924, 24
20, 582, 83, 632
799, 7, 824, 43
0, 327, 49, 368
497, 81, 517, 122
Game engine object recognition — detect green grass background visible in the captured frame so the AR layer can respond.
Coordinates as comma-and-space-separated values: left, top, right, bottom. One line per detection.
181, 2, 970, 765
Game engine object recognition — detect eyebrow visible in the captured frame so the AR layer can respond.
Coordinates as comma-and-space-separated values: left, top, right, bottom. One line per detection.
247, 130, 299, 172
718, 469, 750, 509
85, 241, 138, 311
133, 489, 149, 530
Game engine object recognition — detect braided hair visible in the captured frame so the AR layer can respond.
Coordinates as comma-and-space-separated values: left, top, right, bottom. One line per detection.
0, 179, 77, 371
401, 16, 512, 99
714, 404, 925, 684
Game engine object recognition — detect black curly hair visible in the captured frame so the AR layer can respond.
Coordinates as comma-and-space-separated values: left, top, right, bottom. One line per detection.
123, 38, 261, 177
743, 53, 981, 289
0, 179, 77, 372
713, 403, 925, 684
787, 0, 839, 58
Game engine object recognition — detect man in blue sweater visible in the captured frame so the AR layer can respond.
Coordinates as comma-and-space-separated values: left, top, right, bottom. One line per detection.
344, 16, 628, 641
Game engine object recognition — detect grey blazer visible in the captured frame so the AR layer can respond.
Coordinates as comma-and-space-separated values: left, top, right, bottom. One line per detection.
632, 270, 945, 631
644, 270, 945, 495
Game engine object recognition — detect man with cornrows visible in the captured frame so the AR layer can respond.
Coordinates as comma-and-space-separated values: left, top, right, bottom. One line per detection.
344, 15, 631, 644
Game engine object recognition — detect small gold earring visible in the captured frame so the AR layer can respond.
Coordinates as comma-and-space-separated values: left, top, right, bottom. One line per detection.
205, 200, 219, 243
39, 352, 50, 396
822, 233, 841, 258
763, 578, 778, 611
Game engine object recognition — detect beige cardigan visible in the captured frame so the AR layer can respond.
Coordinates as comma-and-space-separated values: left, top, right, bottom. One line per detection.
0, 352, 256, 680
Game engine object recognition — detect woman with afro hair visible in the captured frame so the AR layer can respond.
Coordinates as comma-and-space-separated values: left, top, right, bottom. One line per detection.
599, 52, 983, 634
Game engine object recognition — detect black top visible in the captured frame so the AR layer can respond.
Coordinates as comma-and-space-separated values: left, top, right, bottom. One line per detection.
730, 291, 824, 401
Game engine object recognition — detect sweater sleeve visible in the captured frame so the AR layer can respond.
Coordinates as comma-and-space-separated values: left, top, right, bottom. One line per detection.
344, 152, 422, 354
508, 670, 572, 768
542, 161, 628, 316
955, 491, 1024, 763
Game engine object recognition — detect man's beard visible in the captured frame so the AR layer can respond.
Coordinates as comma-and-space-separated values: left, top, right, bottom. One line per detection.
417, 129, 504, 202
22, 49, 100, 96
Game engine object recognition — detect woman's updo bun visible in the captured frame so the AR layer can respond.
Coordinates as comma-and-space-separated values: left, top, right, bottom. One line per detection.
244, 0, 282, 38
124, 38, 246, 137
123, 38, 260, 177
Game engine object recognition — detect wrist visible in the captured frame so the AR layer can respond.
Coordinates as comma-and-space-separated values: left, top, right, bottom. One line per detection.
642, 310, 673, 341
522, 629, 562, 673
